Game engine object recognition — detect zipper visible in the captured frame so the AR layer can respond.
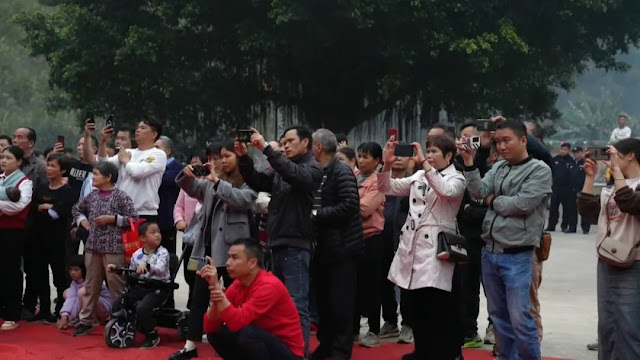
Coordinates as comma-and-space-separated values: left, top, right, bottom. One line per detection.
488, 165, 511, 252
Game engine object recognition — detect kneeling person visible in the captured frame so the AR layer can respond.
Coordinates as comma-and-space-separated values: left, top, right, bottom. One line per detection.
200, 238, 304, 360
107, 222, 170, 349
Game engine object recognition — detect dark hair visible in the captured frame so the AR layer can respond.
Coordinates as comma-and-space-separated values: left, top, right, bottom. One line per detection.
614, 138, 640, 165
3, 145, 25, 162
206, 139, 224, 157
64, 147, 74, 155
231, 238, 263, 267
43, 148, 53, 158
430, 123, 456, 139
0, 135, 10, 143
89, 135, 99, 149
140, 115, 163, 141
531, 125, 545, 141
220, 139, 236, 154
282, 126, 313, 151
460, 122, 477, 132
191, 149, 207, 164
46, 153, 71, 174
496, 120, 527, 138
337, 147, 356, 161
25, 127, 37, 143
425, 134, 457, 159
94, 161, 119, 184
335, 133, 348, 145
561, 143, 572, 149
138, 221, 158, 237
357, 142, 383, 160
67, 255, 86, 279
116, 127, 137, 148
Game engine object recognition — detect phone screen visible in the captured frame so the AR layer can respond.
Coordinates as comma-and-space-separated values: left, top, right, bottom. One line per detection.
187, 257, 208, 272
236, 130, 253, 143
394, 144, 414, 157
476, 119, 496, 132
57, 135, 65, 147
586, 147, 609, 161
86, 112, 95, 123
106, 115, 114, 128
388, 128, 398, 141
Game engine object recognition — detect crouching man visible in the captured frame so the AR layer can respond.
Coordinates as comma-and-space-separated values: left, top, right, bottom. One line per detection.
198, 238, 304, 360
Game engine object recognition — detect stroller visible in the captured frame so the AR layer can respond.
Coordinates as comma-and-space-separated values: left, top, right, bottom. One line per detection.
104, 253, 189, 348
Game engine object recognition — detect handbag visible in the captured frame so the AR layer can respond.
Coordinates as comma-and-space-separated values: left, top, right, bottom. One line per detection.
122, 218, 146, 264
182, 210, 203, 246
437, 229, 469, 263
596, 190, 640, 269
536, 232, 552, 262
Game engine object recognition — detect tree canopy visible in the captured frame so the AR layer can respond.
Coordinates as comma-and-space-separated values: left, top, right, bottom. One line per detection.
14, 0, 640, 144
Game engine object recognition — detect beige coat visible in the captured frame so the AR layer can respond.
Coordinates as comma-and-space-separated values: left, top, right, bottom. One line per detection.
377, 164, 465, 292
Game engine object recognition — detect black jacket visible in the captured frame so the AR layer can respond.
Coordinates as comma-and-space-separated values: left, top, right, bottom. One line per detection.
158, 159, 184, 230
239, 146, 323, 250
552, 154, 575, 188
572, 159, 587, 192
314, 157, 364, 261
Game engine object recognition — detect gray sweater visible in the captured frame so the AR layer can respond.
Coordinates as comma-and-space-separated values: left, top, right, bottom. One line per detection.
464, 157, 552, 253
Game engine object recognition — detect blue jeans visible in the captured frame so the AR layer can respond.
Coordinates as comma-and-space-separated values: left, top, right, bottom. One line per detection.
598, 259, 640, 360
208, 325, 303, 360
271, 247, 310, 357
482, 249, 541, 360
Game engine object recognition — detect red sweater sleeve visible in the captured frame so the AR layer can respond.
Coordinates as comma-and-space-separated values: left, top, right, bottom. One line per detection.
202, 282, 240, 334
218, 280, 280, 332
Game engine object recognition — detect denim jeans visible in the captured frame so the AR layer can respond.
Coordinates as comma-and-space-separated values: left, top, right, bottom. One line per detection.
271, 247, 311, 357
598, 259, 640, 360
482, 249, 541, 360
208, 325, 303, 360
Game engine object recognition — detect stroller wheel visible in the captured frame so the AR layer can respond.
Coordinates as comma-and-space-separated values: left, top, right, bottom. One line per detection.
104, 317, 135, 348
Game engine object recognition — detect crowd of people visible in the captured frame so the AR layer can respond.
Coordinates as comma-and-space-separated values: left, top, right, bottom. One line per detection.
0, 113, 639, 360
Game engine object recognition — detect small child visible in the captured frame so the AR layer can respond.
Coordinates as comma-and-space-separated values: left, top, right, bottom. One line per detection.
0, 186, 20, 202
57, 255, 112, 330
107, 222, 170, 350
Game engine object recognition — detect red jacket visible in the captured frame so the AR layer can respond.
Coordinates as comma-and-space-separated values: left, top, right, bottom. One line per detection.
203, 269, 304, 357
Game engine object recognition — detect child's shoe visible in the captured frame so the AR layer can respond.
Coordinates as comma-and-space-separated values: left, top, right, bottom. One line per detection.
140, 330, 160, 349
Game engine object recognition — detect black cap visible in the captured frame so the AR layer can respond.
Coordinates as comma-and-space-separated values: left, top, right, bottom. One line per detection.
572, 146, 583, 152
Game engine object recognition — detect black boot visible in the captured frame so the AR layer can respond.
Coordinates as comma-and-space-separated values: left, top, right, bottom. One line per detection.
140, 330, 160, 349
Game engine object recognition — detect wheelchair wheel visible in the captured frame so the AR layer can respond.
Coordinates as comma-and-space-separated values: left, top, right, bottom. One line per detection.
177, 311, 189, 341
104, 317, 136, 348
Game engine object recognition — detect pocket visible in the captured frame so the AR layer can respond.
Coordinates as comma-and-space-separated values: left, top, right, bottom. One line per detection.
224, 211, 250, 244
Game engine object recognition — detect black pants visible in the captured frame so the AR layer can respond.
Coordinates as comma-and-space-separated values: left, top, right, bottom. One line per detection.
548, 188, 577, 231
460, 236, 484, 338
381, 234, 412, 327
208, 325, 303, 360
112, 284, 168, 334
33, 229, 70, 315
0, 229, 24, 321
407, 287, 459, 360
160, 227, 177, 255
187, 267, 231, 341
580, 215, 591, 233
313, 257, 357, 359
182, 244, 196, 310
354, 234, 383, 335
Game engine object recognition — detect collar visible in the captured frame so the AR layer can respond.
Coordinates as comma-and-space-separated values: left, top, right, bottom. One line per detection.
166, 157, 175, 165
291, 151, 314, 164
509, 156, 533, 166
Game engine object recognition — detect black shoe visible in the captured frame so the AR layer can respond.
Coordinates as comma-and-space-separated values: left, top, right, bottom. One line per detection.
564, 229, 577, 234
21, 308, 37, 322
401, 352, 416, 360
73, 323, 94, 336
140, 331, 160, 350
36, 312, 58, 325
168, 347, 198, 360
310, 349, 330, 360
583, 230, 590, 235
544, 227, 555, 232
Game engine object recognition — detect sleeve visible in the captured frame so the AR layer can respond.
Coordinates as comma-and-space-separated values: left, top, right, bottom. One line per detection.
238, 155, 275, 193
377, 171, 412, 196
123, 151, 167, 180
492, 166, 552, 217
526, 134, 554, 169
623, 127, 632, 139
218, 282, 282, 332
316, 170, 360, 224
254, 192, 271, 215
129, 250, 140, 270
465, 166, 496, 200
264, 146, 323, 192
0, 179, 32, 216
59, 282, 79, 317
149, 249, 169, 276
424, 170, 465, 199
175, 170, 209, 202
98, 153, 120, 166
610, 129, 618, 143
203, 282, 240, 333
463, 202, 489, 222
173, 190, 187, 224
214, 181, 258, 210
115, 192, 138, 228
577, 192, 601, 220
50, 186, 75, 221
72, 194, 89, 225
360, 179, 385, 218
614, 186, 640, 216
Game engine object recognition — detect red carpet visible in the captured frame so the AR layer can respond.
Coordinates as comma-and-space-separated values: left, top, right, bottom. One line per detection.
0, 322, 572, 360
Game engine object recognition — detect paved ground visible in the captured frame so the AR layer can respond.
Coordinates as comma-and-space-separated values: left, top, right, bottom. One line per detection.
53, 229, 598, 359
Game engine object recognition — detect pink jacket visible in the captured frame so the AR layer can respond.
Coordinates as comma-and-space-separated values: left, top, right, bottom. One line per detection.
173, 189, 200, 225
356, 170, 385, 239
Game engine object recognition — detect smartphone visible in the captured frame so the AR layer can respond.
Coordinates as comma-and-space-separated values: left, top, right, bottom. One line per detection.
476, 119, 497, 132
57, 135, 65, 147
186, 256, 208, 272
192, 164, 211, 177
106, 115, 114, 128
586, 147, 609, 161
394, 144, 414, 157
462, 136, 481, 150
388, 128, 398, 141
236, 129, 254, 143
86, 111, 95, 124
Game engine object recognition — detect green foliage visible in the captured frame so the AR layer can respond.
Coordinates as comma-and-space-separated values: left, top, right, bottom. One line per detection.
12, 0, 640, 148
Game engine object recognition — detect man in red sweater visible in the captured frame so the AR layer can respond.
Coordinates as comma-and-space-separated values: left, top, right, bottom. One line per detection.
199, 238, 304, 360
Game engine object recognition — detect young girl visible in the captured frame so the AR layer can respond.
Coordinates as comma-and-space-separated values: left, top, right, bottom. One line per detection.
57, 255, 112, 330
30, 153, 76, 322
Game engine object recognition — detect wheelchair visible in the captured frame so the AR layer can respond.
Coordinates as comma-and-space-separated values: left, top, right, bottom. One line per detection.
104, 253, 190, 348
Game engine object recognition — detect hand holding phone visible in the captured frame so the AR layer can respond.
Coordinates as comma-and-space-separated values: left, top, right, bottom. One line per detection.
86, 111, 95, 124
57, 135, 65, 148
476, 119, 496, 132
462, 136, 481, 150
106, 115, 114, 128
192, 164, 211, 177
236, 129, 254, 143
187, 256, 208, 272
394, 144, 414, 157
388, 128, 398, 142
586, 147, 609, 161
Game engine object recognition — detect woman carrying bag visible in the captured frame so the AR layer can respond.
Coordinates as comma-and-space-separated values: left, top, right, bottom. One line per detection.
377, 135, 466, 359
578, 138, 640, 359
170, 139, 257, 360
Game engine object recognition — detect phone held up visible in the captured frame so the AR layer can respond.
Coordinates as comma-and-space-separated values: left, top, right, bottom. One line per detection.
462, 136, 481, 150
394, 144, 414, 157
236, 129, 253, 143
586, 147, 610, 161
476, 119, 497, 132
388, 128, 398, 142
106, 115, 114, 129
57, 135, 65, 147
191, 164, 211, 177
187, 256, 208, 272
86, 111, 95, 124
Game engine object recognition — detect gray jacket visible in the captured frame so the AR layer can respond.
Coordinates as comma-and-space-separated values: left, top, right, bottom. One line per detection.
21, 155, 47, 188
176, 171, 257, 266
464, 157, 552, 253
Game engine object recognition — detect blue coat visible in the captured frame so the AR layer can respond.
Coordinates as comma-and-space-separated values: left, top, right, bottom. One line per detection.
158, 158, 184, 230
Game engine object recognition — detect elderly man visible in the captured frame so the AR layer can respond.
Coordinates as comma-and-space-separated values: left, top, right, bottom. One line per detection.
155, 135, 184, 254
309, 129, 364, 360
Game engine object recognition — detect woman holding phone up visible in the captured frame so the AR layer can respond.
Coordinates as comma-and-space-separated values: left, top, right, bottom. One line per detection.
170, 139, 257, 360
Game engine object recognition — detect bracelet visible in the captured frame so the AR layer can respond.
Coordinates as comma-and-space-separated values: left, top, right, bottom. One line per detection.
421, 159, 429, 168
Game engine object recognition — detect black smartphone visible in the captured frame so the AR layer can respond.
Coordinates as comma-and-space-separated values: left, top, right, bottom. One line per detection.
476, 119, 497, 132
106, 115, 114, 128
192, 164, 211, 177
236, 129, 254, 143
186, 256, 208, 272
394, 144, 414, 157
57, 135, 65, 147
586, 147, 609, 161
86, 111, 95, 124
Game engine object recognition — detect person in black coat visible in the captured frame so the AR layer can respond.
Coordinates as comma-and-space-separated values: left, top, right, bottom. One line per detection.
309, 129, 364, 360
547, 143, 578, 233
571, 147, 591, 234
155, 136, 184, 254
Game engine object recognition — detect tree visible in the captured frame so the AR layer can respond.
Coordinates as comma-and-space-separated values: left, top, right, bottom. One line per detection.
14, 0, 640, 145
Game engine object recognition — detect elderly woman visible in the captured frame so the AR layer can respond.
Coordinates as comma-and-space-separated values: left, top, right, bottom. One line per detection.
0, 145, 33, 330
378, 135, 466, 359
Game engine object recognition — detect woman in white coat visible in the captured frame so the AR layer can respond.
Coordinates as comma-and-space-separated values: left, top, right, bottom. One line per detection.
378, 134, 466, 360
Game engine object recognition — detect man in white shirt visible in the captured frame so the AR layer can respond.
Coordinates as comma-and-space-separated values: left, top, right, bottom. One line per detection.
97, 115, 167, 221
610, 113, 632, 144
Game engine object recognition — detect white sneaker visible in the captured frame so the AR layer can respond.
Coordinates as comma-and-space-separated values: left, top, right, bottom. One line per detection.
379, 322, 400, 339
398, 326, 414, 344
1, 321, 19, 331
202, 334, 208, 343
359, 331, 380, 348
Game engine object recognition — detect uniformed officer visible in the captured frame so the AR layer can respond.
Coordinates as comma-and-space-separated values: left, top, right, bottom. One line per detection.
546, 143, 578, 233
571, 147, 590, 234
